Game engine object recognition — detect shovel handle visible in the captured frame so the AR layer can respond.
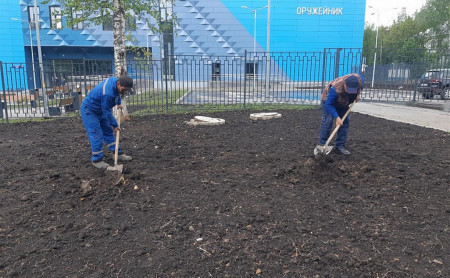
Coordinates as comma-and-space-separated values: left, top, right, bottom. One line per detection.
114, 108, 122, 166
324, 102, 355, 147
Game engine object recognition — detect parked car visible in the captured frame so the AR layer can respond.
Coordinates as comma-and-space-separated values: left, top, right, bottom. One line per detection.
417, 68, 450, 99
417, 69, 450, 99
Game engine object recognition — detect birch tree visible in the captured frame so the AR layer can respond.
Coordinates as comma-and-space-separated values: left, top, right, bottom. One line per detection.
43, 0, 174, 118
44, 0, 173, 76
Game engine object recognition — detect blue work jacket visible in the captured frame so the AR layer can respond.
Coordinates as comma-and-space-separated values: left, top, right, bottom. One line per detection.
82, 77, 122, 128
324, 87, 357, 118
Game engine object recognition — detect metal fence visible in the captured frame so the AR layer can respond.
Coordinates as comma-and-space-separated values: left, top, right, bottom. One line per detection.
362, 48, 450, 101
1, 48, 449, 121
0, 59, 113, 120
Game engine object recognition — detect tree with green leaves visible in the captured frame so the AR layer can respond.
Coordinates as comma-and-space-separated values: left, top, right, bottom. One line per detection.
363, 0, 449, 66
415, 0, 450, 49
44, 0, 174, 77
362, 23, 376, 65
381, 16, 427, 59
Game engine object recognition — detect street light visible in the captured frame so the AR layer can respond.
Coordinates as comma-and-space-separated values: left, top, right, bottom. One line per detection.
33, 0, 49, 117
144, 25, 152, 90
368, 5, 399, 88
265, 0, 271, 97
368, 6, 379, 88
241, 5, 268, 90
11, 18, 37, 90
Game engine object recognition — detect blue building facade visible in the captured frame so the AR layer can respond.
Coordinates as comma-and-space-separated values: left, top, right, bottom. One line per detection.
0, 0, 26, 63
1, 0, 366, 89
0, 0, 28, 91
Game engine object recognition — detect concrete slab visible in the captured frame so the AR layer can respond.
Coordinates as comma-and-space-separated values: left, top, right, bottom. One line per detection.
353, 102, 450, 132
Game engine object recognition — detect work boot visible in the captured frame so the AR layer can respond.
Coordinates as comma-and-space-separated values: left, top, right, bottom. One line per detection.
117, 154, 133, 162
92, 160, 110, 169
334, 147, 351, 155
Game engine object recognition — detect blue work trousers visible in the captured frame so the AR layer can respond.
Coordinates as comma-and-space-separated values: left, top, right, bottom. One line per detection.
81, 105, 122, 162
318, 102, 350, 148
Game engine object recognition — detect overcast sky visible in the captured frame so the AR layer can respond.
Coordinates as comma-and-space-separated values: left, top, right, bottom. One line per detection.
365, 0, 427, 26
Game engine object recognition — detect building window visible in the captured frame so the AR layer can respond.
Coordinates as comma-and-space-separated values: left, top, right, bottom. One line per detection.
72, 11, 83, 30
160, 0, 173, 20
245, 62, 258, 76
102, 14, 113, 31
212, 63, 221, 81
85, 60, 113, 75
50, 6, 62, 29
27, 6, 40, 29
103, 16, 136, 31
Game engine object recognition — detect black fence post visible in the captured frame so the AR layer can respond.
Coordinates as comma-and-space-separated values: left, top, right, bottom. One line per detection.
164, 56, 169, 113
159, 58, 164, 113
243, 50, 247, 109
412, 78, 418, 102
0, 61, 9, 124
334, 48, 342, 79
321, 48, 327, 91
83, 58, 87, 96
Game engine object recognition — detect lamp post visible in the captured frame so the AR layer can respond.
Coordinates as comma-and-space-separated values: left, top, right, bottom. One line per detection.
146, 29, 150, 57
33, 0, 49, 117
145, 26, 151, 90
11, 18, 37, 90
368, 6, 379, 88
242, 5, 268, 90
368, 6, 400, 88
265, 0, 271, 97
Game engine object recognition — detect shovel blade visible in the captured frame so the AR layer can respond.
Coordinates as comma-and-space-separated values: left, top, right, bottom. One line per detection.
107, 164, 123, 173
314, 145, 334, 158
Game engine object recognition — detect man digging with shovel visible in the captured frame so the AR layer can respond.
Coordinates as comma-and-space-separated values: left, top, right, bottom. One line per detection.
314, 74, 364, 157
81, 76, 134, 169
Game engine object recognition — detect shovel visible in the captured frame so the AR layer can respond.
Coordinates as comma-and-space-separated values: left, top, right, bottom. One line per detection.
107, 108, 123, 173
314, 102, 355, 158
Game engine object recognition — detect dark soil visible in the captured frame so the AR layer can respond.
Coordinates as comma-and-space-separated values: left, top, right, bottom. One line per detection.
0, 109, 448, 278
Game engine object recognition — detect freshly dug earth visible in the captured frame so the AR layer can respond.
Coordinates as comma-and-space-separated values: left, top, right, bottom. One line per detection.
0, 109, 448, 278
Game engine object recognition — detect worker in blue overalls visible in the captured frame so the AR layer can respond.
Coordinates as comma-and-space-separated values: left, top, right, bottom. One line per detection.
81, 76, 133, 169
317, 74, 364, 155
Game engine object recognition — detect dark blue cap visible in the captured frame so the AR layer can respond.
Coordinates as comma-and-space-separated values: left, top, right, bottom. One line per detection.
345, 76, 359, 94
118, 76, 133, 92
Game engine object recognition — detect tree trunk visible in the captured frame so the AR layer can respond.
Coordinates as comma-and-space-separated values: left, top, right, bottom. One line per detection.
112, 0, 130, 120
113, 0, 127, 77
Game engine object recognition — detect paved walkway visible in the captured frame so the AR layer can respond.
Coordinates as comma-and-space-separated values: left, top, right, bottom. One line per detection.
353, 102, 450, 132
